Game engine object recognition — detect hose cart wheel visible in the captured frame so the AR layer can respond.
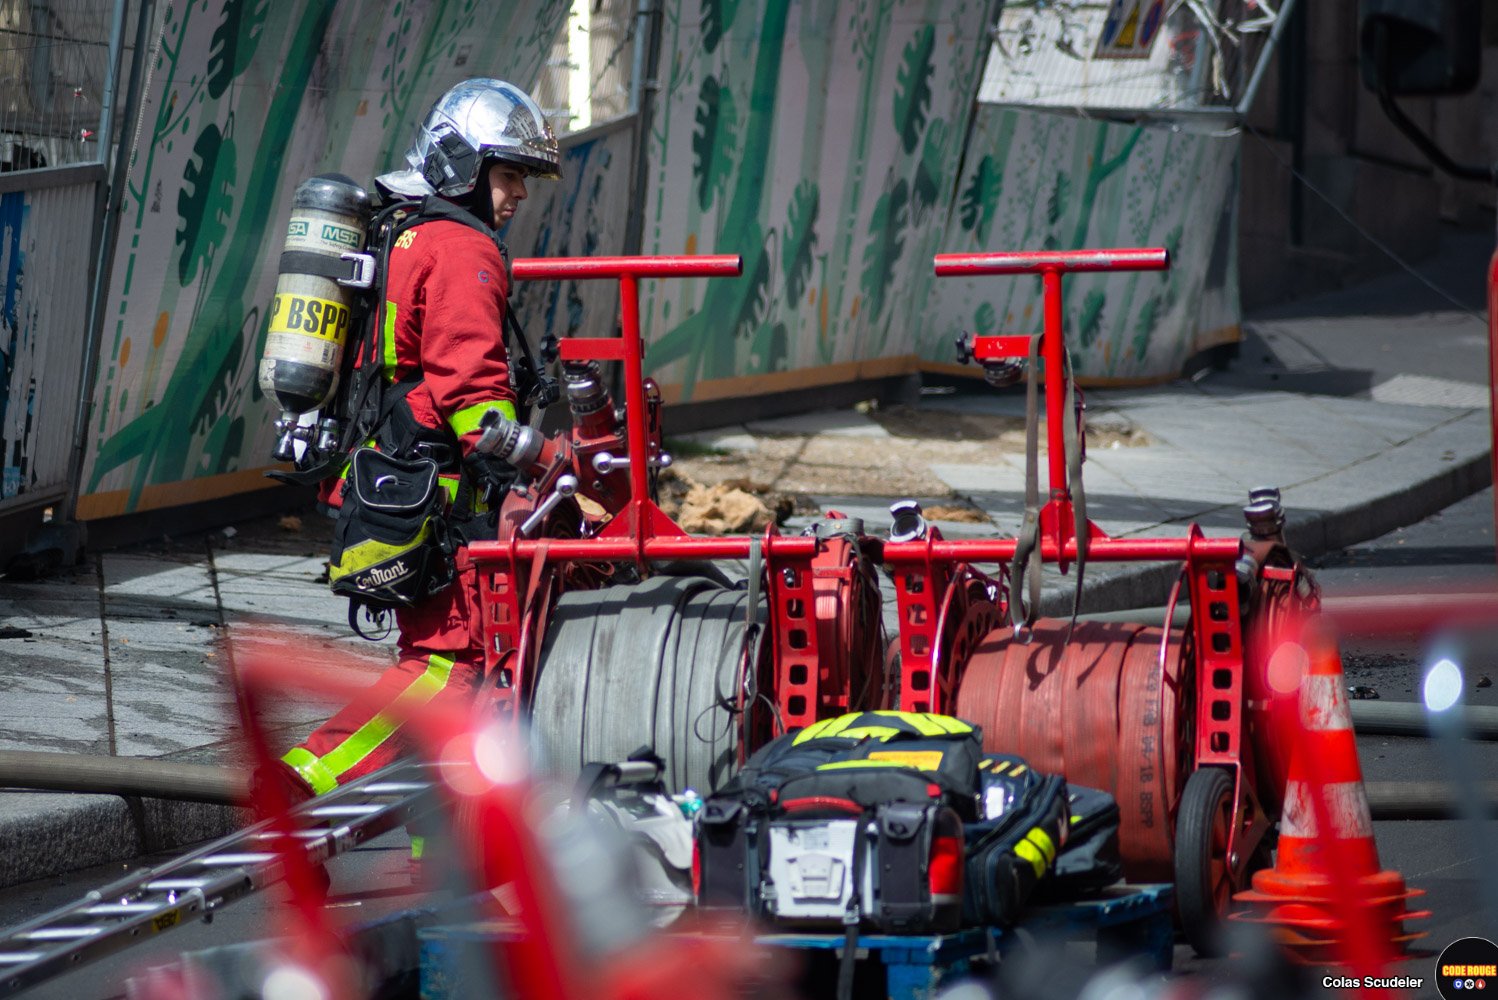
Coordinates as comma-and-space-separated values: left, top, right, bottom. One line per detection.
1174, 766, 1235, 956
530, 573, 770, 794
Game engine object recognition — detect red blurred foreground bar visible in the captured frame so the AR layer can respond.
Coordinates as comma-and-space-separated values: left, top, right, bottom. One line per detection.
513, 255, 744, 280
934, 248, 1169, 276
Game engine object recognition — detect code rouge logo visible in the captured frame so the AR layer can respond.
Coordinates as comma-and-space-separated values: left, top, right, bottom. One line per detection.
1437, 936, 1498, 999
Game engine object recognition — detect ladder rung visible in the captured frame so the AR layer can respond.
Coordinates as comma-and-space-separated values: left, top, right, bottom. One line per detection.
84, 903, 163, 915
363, 782, 428, 793
144, 880, 210, 890
308, 804, 384, 817
0, 953, 45, 964
250, 830, 331, 842
20, 927, 104, 940
196, 854, 277, 865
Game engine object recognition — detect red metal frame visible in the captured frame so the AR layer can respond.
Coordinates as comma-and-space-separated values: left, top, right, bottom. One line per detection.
935, 248, 1169, 560
471, 250, 1269, 895
924, 246, 1270, 891
514, 255, 742, 552
473, 254, 876, 734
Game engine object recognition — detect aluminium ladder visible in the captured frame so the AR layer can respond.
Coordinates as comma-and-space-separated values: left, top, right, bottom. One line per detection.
0, 762, 435, 996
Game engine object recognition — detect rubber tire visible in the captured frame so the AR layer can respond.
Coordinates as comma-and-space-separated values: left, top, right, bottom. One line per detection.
1174, 766, 1236, 957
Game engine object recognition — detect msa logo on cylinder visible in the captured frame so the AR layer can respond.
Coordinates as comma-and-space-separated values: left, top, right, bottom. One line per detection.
270, 294, 351, 340
321, 223, 362, 248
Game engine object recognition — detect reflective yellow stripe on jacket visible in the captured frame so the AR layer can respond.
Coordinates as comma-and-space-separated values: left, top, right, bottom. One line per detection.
448, 399, 517, 438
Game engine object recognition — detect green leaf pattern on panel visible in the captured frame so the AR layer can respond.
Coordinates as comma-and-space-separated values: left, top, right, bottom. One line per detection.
701, 0, 741, 54
175, 123, 236, 286
959, 154, 1000, 244
1077, 288, 1105, 348
1132, 294, 1159, 361
692, 75, 738, 212
893, 24, 934, 154
910, 157, 936, 227
782, 181, 819, 302
207, 0, 269, 99
860, 178, 908, 320
974, 301, 996, 335
1046, 174, 1069, 227
732, 233, 772, 341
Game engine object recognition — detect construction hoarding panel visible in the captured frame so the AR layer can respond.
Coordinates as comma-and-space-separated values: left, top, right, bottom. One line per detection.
633, 0, 1238, 402
77, 0, 571, 519
73, 0, 1243, 519
637, 0, 1000, 403
930, 108, 1241, 382
0, 168, 102, 513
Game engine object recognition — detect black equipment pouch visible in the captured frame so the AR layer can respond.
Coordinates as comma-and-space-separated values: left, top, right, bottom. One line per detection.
728, 710, 985, 819
961, 756, 1070, 927
1034, 783, 1123, 901
696, 796, 765, 914
327, 448, 455, 610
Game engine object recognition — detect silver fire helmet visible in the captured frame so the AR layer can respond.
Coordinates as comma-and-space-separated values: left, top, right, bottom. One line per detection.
376, 79, 560, 199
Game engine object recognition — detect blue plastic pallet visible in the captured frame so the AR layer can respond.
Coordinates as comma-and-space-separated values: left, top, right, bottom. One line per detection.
416, 885, 1175, 1000
751, 883, 1175, 1000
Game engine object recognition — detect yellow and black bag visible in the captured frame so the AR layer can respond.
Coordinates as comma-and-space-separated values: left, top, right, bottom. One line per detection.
327, 447, 455, 616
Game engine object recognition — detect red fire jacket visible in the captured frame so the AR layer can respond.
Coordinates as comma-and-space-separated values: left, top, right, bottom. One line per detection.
380, 217, 520, 452
317, 215, 519, 509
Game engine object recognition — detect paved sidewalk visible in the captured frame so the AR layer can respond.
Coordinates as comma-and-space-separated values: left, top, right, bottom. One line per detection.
0, 229, 1492, 892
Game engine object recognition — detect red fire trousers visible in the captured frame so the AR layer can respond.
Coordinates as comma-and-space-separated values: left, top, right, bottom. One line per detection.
279, 551, 486, 797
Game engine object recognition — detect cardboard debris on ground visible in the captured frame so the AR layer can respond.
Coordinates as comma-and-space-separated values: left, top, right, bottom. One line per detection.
922, 504, 990, 525
677, 483, 775, 535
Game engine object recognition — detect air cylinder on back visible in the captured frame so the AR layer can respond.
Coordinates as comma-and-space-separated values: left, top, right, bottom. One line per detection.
258, 173, 372, 422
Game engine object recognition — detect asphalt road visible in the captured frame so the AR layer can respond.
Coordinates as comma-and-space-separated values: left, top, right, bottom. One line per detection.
1307, 486, 1498, 997
1159, 488, 1498, 998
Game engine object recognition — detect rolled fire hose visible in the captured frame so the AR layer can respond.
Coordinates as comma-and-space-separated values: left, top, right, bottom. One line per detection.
530, 573, 767, 795
0, 750, 248, 804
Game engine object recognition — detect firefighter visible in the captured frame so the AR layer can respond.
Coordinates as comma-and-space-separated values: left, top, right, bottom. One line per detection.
258, 80, 560, 821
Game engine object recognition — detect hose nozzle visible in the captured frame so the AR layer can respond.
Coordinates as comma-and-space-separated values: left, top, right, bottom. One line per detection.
1243, 485, 1285, 540
475, 407, 547, 474
889, 499, 928, 543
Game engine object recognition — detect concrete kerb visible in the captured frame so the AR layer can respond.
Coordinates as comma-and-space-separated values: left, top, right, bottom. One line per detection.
0, 792, 247, 889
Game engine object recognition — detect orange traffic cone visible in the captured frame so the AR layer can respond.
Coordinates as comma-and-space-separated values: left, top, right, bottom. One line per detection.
1231, 617, 1428, 965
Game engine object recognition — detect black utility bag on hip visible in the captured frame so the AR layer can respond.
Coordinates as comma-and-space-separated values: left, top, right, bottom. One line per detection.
327, 447, 455, 611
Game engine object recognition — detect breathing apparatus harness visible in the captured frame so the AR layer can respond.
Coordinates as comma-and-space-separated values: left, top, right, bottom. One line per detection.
268, 190, 559, 637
